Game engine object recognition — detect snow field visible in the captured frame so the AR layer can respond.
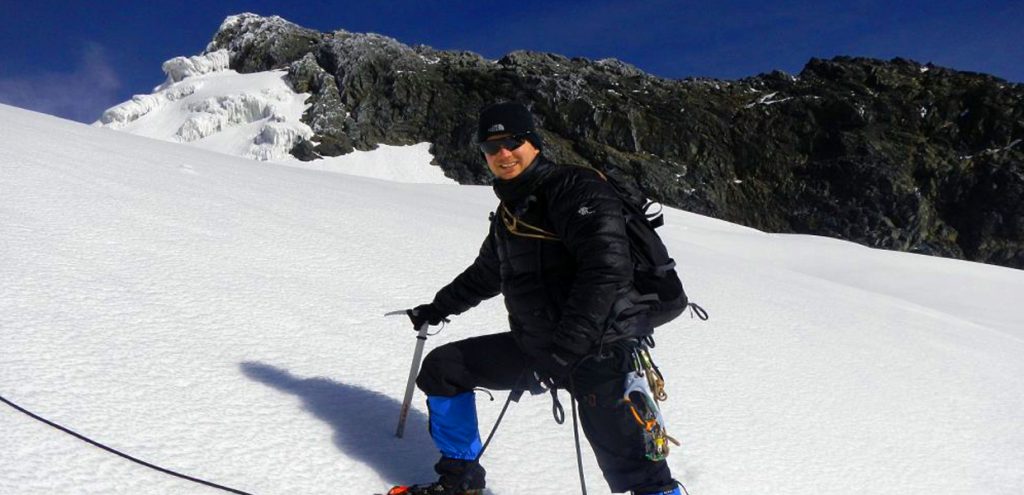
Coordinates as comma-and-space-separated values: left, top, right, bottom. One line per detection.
2, 103, 1024, 494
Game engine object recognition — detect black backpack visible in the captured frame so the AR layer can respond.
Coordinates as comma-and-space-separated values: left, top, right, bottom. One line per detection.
597, 168, 692, 328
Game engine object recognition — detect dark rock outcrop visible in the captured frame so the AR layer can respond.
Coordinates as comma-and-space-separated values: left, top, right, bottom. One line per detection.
205, 13, 1024, 269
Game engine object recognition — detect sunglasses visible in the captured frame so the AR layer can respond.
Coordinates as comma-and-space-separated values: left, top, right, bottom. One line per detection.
479, 134, 528, 155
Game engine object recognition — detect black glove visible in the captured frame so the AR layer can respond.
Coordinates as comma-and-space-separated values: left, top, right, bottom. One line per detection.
406, 304, 449, 330
531, 350, 580, 389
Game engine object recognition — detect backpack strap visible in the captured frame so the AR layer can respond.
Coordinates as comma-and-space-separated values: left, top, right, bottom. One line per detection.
636, 258, 677, 277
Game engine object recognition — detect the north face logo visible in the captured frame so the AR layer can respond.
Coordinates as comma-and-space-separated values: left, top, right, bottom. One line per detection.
488, 124, 505, 132
577, 206, 594, 216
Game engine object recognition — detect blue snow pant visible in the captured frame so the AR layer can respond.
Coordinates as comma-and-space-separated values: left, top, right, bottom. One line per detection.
416, 332, 677, 494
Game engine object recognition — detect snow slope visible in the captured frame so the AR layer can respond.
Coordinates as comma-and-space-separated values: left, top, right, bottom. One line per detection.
93, 50, 452, 185
3, 103, 1024, 495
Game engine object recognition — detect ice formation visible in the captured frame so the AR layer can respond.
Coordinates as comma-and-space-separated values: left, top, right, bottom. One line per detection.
96, 82, 200, 128
162, 50, 231, 85
95, 49, 313, 163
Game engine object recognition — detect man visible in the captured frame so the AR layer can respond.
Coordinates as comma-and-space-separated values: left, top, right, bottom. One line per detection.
391, 102, 682, 495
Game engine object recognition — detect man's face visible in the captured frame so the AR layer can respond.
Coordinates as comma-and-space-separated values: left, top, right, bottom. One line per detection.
483, 133, 539, 181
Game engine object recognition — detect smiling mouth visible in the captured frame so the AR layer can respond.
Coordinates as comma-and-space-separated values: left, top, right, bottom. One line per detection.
498, 162, 518, 169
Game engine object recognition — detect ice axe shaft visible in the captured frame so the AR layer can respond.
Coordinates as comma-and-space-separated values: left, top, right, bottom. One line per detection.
386, 310, 430, 438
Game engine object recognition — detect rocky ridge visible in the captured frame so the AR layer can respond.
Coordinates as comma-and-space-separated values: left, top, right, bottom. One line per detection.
205, 13, 1024, 269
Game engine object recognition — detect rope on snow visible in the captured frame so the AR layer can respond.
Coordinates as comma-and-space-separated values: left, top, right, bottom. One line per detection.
0, 393, 255, 495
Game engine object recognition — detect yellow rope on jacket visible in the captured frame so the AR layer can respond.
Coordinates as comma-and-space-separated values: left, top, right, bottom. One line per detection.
496, 166, 609, 242
499, 203, 560, 241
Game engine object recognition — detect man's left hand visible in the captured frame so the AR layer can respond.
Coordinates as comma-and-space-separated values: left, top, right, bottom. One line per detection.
532, 350, 579, 388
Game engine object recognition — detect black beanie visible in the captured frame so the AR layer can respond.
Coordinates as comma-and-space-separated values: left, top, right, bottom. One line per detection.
477, 102, 543, 150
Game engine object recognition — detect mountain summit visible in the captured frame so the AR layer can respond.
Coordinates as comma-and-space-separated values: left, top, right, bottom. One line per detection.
99, 13, 1024, 269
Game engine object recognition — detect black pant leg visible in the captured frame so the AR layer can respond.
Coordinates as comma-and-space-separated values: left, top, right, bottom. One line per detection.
415, 332, 529, 488
416, 332, 528, 397
571, 344, 675, 494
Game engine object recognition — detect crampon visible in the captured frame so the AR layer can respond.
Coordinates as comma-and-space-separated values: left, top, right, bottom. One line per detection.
624, 347, 681, 461
382, 484, 483, 495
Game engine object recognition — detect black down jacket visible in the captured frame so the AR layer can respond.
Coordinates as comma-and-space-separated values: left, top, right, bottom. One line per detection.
431, 155, 650, 359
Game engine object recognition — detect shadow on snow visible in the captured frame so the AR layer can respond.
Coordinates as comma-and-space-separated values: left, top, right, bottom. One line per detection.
239, 361, 436, 486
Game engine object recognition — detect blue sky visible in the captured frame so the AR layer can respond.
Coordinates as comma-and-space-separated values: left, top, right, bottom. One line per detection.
1, 0, 1020, 123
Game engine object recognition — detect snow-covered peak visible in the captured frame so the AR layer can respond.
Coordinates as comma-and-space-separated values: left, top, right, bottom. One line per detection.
218, 12, 262, 31
94, 68, 312, 162
94, 54, 453, 183
90, 12, 453, 184
216, 12, 292, 35
205, 12, 313, 56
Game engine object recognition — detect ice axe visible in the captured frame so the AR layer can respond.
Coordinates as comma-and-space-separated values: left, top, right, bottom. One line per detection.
385, 309, 431, 438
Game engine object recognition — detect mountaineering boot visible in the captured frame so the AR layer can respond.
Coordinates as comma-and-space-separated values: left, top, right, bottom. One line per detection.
388, 394, 486, 495
384, 483, 482, 495
386, 458, 486, 495
632, 485, 682, 495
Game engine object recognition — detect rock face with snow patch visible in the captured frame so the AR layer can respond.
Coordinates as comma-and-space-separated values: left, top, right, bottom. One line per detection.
183, 14, 1024, 268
